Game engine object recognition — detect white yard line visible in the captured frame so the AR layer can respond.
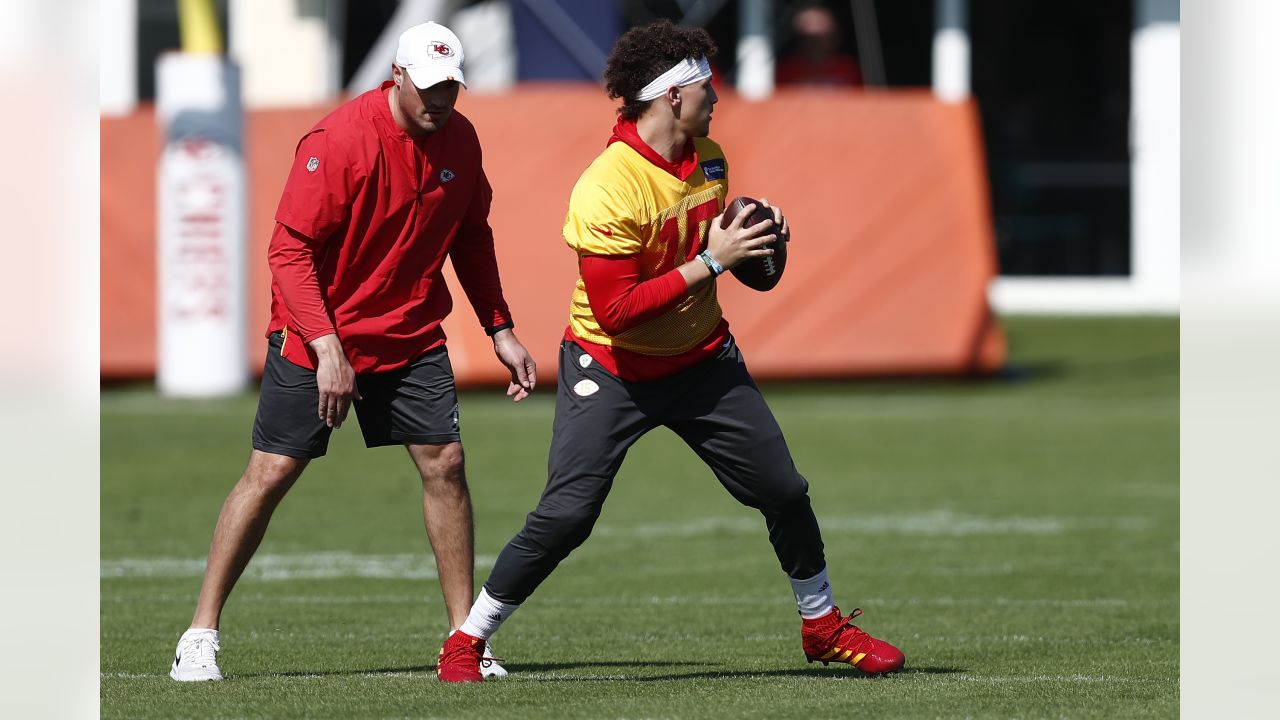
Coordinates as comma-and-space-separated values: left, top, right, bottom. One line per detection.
942, 673, 1169, 685
527, 595, 1140, 609
101, 552, 497, 580
100, 668, 1171, 687
592, 511, 1152, 539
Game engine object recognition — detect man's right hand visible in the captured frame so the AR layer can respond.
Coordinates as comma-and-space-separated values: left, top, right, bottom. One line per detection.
705, 202, 777, 270
308, 333, 360, 428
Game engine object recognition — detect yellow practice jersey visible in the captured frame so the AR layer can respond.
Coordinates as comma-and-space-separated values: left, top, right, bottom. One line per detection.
563, 137, 729, 355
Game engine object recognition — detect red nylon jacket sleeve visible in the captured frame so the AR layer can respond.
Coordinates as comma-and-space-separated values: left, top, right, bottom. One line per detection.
266, 222, 335, 342
580, 255, 689, 336
449, 168, 514, 331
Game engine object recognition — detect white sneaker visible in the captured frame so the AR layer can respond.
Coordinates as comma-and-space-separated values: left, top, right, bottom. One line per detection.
481, 642, 508, 679
170, 628, 223, 681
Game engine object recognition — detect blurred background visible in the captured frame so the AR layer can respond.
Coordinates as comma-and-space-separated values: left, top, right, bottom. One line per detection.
91, 3, 1195, 718
100, 0, 1179, 395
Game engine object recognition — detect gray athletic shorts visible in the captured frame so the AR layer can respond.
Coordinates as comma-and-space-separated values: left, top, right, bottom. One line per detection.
251, 331, 461, 459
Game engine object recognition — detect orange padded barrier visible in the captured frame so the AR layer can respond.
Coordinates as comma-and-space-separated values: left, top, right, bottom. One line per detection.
101, 87, 1004, 385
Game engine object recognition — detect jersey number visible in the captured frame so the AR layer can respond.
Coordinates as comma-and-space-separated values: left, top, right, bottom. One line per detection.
656, 197, 720, 273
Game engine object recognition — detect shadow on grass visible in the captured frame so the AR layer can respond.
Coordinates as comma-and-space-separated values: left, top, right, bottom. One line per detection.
504, 663, 966, 682
238, 663, 964, 682
998, 361, 1069, 383
236, 660, 716, 679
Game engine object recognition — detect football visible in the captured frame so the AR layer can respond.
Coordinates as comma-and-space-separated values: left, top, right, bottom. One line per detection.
720, 196, 788, 291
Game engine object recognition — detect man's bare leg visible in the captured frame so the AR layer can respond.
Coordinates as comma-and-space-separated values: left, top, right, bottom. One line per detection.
189, 450, 309, 630
406, 442, 473, 630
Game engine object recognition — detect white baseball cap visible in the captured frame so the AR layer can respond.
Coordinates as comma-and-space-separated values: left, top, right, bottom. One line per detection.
395, 22, 466, 89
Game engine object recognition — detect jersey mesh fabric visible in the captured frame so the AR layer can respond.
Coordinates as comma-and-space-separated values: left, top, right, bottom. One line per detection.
563, 134, 728, 357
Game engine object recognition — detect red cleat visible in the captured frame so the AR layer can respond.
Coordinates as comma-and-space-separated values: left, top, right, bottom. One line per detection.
437, 630, 484, 683
802, 607, 905, 674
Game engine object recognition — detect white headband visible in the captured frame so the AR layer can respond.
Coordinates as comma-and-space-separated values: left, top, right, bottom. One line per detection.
634, 56, 712, 101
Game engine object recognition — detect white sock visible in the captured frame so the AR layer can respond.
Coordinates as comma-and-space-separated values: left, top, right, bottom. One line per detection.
790, 568, 835, 619
458, 588, 520, 640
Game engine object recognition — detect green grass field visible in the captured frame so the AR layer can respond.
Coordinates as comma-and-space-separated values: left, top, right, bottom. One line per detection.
101, 316, 1178, 719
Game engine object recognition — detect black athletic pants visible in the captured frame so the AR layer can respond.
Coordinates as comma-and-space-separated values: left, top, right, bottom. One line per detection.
484, 336, 826, 604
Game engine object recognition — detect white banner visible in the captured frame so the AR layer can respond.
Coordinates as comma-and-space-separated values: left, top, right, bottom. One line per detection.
156, 53, 248, 396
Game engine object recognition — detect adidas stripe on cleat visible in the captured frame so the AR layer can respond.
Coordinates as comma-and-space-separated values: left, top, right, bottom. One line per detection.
801, 606, 905, 674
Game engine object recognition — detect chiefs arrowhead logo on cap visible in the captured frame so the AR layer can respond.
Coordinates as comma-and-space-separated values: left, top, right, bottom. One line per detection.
429, 43, 454, 58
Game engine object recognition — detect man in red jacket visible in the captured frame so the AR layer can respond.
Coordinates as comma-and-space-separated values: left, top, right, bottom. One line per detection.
169, 22, 534, 682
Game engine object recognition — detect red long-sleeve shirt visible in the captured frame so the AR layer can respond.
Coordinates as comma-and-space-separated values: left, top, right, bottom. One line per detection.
267, 82, 512, 373
579, 255, 688, 336
564, 119, 730, 382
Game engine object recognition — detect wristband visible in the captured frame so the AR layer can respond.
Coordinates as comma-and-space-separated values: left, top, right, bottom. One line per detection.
485, 321, 515, 337
698, 250, 725, 277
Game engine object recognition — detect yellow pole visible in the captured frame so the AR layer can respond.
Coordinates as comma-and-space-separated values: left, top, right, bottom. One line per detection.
177, 0, 223, 54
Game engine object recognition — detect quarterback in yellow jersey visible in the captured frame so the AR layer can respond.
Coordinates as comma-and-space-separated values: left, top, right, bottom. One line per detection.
439, 20, 905, 682
563, 129, 729, 360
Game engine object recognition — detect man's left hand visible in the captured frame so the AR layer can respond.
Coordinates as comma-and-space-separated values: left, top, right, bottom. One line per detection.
492, 329, 536, 402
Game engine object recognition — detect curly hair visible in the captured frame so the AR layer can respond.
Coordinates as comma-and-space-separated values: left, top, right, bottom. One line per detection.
604, 20, 718, 121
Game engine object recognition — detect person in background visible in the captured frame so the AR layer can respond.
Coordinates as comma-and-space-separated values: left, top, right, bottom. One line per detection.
776, 4, 864, 87
168, 21, 534, 683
